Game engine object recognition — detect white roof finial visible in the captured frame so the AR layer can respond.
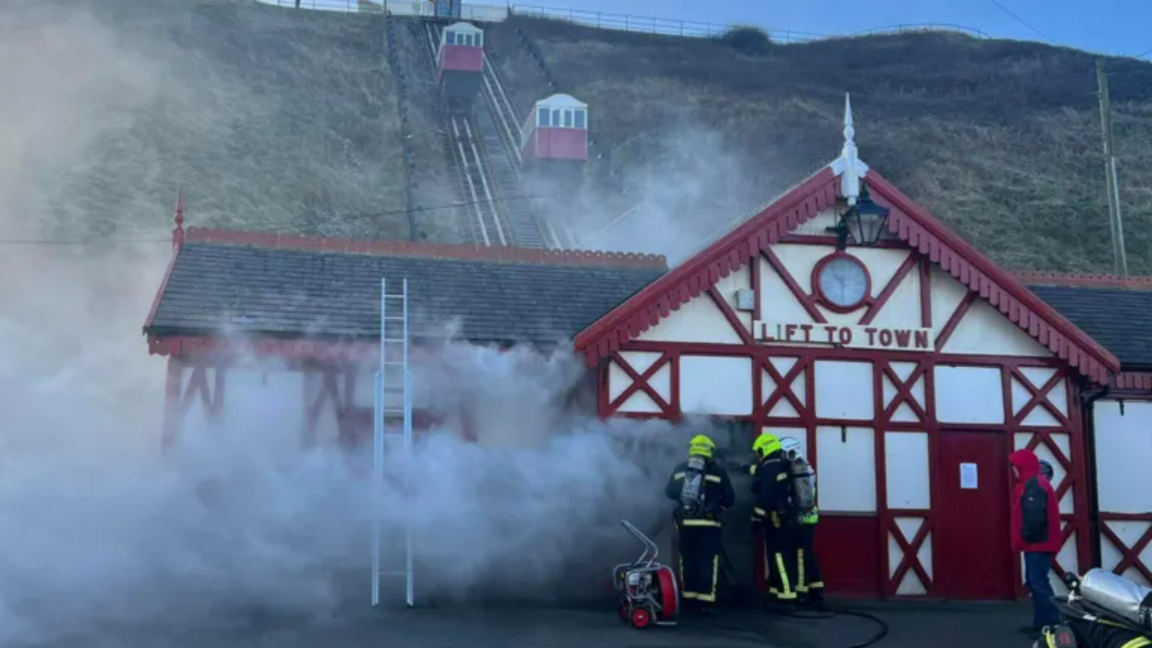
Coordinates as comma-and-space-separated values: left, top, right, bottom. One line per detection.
830, 92, 869, 206
844, 92, 855, 145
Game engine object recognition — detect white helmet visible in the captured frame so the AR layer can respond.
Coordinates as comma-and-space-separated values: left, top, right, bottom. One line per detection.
779, 436, 803, 460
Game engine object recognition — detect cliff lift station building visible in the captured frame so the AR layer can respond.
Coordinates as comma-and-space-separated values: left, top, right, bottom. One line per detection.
144, 98, 1152, 602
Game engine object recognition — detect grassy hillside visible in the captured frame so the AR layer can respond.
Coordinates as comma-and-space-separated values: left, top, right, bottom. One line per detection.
488, 16, 1152, 273
6, 0, 408, 240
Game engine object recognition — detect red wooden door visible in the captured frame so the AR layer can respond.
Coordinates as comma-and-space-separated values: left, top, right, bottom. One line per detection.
934, 432, 1015, 599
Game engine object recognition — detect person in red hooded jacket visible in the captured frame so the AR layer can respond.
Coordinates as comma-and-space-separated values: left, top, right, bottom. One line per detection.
1010, 449, 1062, 635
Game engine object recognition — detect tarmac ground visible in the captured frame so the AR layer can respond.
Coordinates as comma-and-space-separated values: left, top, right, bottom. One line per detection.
32, 598, 1039, 648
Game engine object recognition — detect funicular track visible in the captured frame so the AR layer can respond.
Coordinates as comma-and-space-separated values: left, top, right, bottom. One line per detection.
488, 24, 578, 248
417, 21, 509, 247
475, 48, 563, 249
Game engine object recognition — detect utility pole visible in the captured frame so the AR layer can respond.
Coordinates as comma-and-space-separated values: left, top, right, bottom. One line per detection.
1096, 59, 1128, 277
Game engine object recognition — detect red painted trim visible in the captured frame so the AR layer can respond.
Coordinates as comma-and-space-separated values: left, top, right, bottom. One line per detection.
1112, 372, 1152, 392
1100, 517, 1152, 584
888, 515, 933, 595
763, 248, 828, 323
149, 334, 379, 361
919, 257, 932, 328
760, 356, 807, 418
1014, 270, 1152, 291
573, 168, 841, 366
617, 339, 1069, 368
183, 227, 667, 271
607, 351, 674, 415
860, 252, 918, 325
594, 339, 1091, 599
1010, 369, 1070, 428
143, 243, 183, 332
934, 291, 978, 352
779, 234, 907, 249
1067, 376, 1094, 573
866, 172, 1117, 382
881, 362, 928, 422
812, 252, 873, 314
706, 286, 754, 346
750, 257, 762, 323
573, 166, 1119, 383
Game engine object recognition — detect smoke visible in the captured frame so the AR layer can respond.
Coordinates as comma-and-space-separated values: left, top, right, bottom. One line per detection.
540, 115, 773, 267
0, 3, 723, 645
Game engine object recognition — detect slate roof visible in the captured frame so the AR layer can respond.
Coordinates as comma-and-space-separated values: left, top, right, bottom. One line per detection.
146, 241, 667, 345
1029, 285, 1152, 369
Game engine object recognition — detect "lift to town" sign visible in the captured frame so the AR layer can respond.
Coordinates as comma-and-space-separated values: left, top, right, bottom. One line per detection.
752, 321, 935, 352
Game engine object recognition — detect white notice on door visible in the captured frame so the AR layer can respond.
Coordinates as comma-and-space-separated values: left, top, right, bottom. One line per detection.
960, 462, 978, 489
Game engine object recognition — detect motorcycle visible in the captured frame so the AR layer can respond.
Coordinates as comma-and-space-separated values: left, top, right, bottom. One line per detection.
1046, 569, 1152, 648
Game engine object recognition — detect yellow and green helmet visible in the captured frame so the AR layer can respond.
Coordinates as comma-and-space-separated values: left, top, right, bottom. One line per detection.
688, 434, 717, 458
752, 433, 782, 459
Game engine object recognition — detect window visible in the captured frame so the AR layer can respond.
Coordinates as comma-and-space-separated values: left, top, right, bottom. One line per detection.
552, 109, 561, 126
446, 31, 456, 45
563, 110, 573, 128
538, 107, 550, 127
476, 33, 484, 47
574, 109, 586, 129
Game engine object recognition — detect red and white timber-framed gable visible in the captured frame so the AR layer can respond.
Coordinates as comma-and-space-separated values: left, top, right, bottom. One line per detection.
574, 95, 1120, 601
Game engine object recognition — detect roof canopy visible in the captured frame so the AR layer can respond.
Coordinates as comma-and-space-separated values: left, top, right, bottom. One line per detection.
144, 229, 665, 354
1026, 279, 1152, 370
445, 21, 481, 33
536, 93, 586, 110
573, 94, 1120, 384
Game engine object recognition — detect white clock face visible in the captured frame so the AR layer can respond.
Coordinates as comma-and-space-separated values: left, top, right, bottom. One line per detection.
818, 256, 868, 308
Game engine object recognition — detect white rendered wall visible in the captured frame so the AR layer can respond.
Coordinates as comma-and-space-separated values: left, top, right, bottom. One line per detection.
814, 360, 874, 420
636, 290, 743, 344
815, 426, 876, 513
934, 366, 1004, 424
941, 300, 1052, 357
679, 355, 753, 416
1093, 399, 1152, 585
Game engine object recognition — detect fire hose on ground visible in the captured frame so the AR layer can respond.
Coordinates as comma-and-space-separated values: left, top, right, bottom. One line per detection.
623, 517, 890, 648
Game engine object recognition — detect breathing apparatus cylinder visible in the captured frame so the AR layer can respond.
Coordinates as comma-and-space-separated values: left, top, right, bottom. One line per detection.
1079, 568, 1152, 632
680, 455, 708, 516
680, 435, 715, 518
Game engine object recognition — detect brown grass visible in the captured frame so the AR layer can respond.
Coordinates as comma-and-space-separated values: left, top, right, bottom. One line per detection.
490, 16, 1152, 274
30, 0, 407, 240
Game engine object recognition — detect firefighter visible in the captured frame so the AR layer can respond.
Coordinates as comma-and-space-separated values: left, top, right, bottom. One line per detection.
665, 434, 735, 614
751, 433, 798, 604
779, 437, 824, 606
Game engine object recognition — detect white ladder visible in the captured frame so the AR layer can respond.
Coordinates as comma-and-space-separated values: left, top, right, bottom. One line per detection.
371, 277, 414, 608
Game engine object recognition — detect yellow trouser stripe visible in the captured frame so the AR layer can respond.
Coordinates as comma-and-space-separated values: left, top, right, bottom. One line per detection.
1120, 638, 1152, 648
682, 519, 721, 527
797, 548, 807, 593
774, 552, 794, 597
695, 555, 719, 602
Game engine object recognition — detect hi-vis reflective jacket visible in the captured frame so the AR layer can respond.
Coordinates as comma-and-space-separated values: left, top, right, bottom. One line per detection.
665, 459, 736, 527
750, 454, 793, 528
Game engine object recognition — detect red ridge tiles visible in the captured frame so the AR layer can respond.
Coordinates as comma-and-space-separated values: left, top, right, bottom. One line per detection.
184, 228, 668, 270
1014, 271, 1152, 291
